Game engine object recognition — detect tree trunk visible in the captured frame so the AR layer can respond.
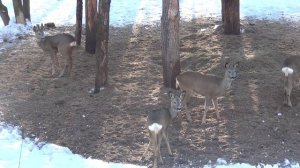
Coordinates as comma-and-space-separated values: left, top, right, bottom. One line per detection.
161, 0, 180, 89
12, 0, 25, 24
223, 0, 240, 35
0, 0, 10, 25
75, 0, 83, 46
23, 0, 30, 21
85, 0, 97, 54
93, 0, 111, 93
221, 0, 225, 22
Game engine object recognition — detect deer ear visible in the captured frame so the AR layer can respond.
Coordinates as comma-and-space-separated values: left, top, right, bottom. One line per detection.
33, 26, 36, 32
234, 61, 239, 68
168, 91, 175, 98
41, 23, 44, 30
180, 91, 186, 98
225, 62, 229, 68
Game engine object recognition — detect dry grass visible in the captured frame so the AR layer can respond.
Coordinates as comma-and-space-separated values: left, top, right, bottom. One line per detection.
0, 18, 300, 167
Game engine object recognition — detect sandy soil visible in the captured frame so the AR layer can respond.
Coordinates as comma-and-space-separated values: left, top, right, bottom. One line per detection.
1, 18, 300, 167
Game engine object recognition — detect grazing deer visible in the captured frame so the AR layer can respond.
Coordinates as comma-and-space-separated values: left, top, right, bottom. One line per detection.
281, 56, 300, 107
143, 90, 185, 168
33, 24, 76, 77
176, 62, 239, 124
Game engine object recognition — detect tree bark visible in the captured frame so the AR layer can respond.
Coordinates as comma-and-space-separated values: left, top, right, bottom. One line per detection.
23, 0, 30, 21
85, 0, 97, 54
161, 0, 180, 89
75, 0, 83, 46
221, 0, 225, 22
0, 0, 10, 25
12, 0, 25, 24
223, 0, 240, 35
94, 0, 111, 93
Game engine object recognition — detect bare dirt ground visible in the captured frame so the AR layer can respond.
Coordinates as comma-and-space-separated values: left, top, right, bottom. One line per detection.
1, 18, 300, 167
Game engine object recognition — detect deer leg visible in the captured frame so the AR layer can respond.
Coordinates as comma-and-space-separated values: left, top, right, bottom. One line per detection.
53, 52, 60, 70
286, 86, 293, 107
202, 97, 210, 124
158, 135, 163, 164
152, 133, 158, 168
48, 52, 59, 76
153, 146, 158, 168
284, 77, 293, 107
212, 97, 219, 119
66, 48, 73, 76
152, 134, 163, 168
162, 131, 172, 156
184, 92, 192, 122
58, 47, 71, 77
59, 62, 68, 77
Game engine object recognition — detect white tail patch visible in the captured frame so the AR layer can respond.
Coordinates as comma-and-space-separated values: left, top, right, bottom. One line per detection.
70, 41, 76, 47
282, 67, 294, 76
148, 123, 162, 134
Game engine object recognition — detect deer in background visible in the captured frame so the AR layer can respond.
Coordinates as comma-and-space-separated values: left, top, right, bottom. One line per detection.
176, 62, 239, 124
143, 90, 185, 168
281, 56, 300, 107
33, 24, 76, 77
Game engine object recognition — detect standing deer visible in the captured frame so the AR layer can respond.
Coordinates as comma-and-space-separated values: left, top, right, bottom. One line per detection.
176, 62, 239, 124
281, 56, 300, 107
143, 90, 185, 168
33, 24, 76, 77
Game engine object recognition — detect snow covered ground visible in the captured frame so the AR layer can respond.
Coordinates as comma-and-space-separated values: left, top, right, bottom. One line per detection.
1, 0, 300, 42
1, 0, 300, 167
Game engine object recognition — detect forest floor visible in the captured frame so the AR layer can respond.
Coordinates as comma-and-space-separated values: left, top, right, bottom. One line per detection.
1, 18, 300, 167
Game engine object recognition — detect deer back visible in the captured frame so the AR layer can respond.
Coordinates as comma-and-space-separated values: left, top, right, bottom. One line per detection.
147, 108, 172, 130
177, 72, 223, 96
176, 62, 238, 97
48, 33, 75, 46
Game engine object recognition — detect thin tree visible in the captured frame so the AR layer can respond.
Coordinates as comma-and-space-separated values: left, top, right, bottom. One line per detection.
93, 0, 111, 93
23, 0, 30, 21
0, 0, 10, 25
75, 0, 83, 45
12, 0, 25, 24
12, 0, 30, 24
161, 0, 180, 89
223, 0, 240, 35
85, 0, 97, 54
221, 0, 225, 22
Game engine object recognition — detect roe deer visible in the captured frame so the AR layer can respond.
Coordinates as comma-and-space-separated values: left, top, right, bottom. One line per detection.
281, 56, 300, 107
143, 91, 185, 168
176, 62, 239, 124
33, 24, 76, 77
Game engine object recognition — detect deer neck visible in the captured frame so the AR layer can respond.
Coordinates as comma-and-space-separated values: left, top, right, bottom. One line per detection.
168, 106, 178, 119
35, 37, 47, 49
221, 75, 233, 91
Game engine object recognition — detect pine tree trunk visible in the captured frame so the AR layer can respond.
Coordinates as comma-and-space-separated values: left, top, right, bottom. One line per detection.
12, 0, 25, 24
161, 0, 180, 89
224, 0, 240, 35
23, 0, 30, 21
75, 0, 83, 46
0, 0, 10, 25
85, 0, 97, 54
221, 0, 225, 22
93, 0, 111, 93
